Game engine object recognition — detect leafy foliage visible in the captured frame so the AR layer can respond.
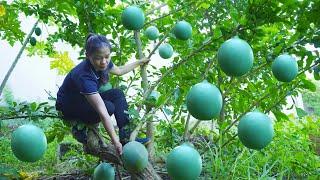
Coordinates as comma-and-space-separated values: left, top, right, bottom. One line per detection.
302, 81, 320, 116
0, 1, 25, 45
1, 0, 320, 178
50, 51, 75, 75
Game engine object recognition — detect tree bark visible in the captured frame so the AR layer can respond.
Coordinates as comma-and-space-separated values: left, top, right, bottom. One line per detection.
133, 31, 156, 160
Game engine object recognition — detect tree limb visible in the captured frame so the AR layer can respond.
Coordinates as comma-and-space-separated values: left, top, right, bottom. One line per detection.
0, 19, 39, 96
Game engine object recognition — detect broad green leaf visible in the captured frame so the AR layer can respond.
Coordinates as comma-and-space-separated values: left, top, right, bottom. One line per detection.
296, 107, 308, 118
301, 79, 317, 92
272, 110, 289, 121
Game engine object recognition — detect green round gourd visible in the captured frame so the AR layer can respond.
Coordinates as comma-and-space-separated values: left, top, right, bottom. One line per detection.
173, 21, 192, 40
11, 124, 47, 162
238, 112, 274, 150
166, 144, 202, 180
98, 82, 113, 93
146, 90, 160, 106
272, 54, 298, 82
35, 27, 41, 36
93, 162, 115, 180
30, 37, 37, 46
122, 141, 148, 173
218, 36, 254, 76
159, 43, 173, 59
121, 6, 145, 30
145, 26, 159, 40
186, 80, 222, 120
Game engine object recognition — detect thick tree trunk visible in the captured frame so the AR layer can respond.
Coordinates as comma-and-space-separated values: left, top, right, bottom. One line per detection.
133, 31, 156, 160
84, 127, 162, 180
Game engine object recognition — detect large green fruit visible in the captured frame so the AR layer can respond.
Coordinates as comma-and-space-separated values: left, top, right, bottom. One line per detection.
121, 6, 145, 30
173, 21, 192, 40
93, 162, 115, 180
122, 141, 148, 173
159, 43, 173, 59
238, 112, 274, 150
186, 80, 222, 120
98, 82, 112, 93
218, 36, 254, 76
166, 144, 202, 180
272, 54, 298, 82
146, 90, 160, 106
145, 26, 159, 40
35, 27, 41, 36
29, 37, 37, 46
11, 124, 47, 162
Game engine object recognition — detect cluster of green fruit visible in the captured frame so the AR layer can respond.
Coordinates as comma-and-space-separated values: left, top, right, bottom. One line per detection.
10, 5, 306, 179
9, 124, 201, 180
93, 141, 148, 180
121, 5, 293, 178
217, 36, 298, 82
121, 6, 192, 59
9, 125, 148, 179
92, 141, 202, 180
29, 27, 41, 46
185, 36, 299, 151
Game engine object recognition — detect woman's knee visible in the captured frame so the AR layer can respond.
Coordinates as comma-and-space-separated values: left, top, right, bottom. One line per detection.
100, 88, 125, 100
112, 88, 125, 98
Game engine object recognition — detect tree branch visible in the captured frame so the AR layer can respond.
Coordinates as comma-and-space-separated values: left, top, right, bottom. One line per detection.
144, 3, 189, 27
183, 113, 191, 141
146, 3, 167, 16
1, 114, 60, 120
222, 62, 319, 135
143, 36, 218, 100
0, 19, 39, 96
130, 91, 173, 141
189, 120, 201, 135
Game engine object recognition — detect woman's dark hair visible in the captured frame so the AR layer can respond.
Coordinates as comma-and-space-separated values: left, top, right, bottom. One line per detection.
85, 33, 112, 84
85, 33, 112, 56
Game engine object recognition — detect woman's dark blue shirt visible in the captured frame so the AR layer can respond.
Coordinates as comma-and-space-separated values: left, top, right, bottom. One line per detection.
56, 59, 113, 111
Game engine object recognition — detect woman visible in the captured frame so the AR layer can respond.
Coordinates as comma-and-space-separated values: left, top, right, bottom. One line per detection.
55, 33, 150, 155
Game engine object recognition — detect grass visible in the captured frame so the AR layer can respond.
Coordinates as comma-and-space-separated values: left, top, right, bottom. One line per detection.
1, 115, 319, 179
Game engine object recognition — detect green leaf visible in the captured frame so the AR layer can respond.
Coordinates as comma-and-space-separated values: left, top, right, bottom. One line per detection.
272, 110, 289, 121
296, 107, 308, 118
314, 71, 320, 80
301, 79, 316, 92
57, 133, 65, 143
127, 108, 140, 119
30, 102, 37, 111
163, 107, 173, 116
46, 132, 56, 144
213, 28, 222, 39
173, 88, 181, 102
198, 2, 210, 9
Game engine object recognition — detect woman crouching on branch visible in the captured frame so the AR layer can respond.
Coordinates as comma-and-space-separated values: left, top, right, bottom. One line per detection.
55, 33, 150, 155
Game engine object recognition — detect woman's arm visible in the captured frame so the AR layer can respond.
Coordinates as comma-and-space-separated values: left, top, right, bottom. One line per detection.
84, 93, 122, 154
110, 57, 150, 76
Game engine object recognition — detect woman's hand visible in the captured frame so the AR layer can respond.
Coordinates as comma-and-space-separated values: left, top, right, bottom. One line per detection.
113, 140, 123, 155
139, 57, 150, 65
